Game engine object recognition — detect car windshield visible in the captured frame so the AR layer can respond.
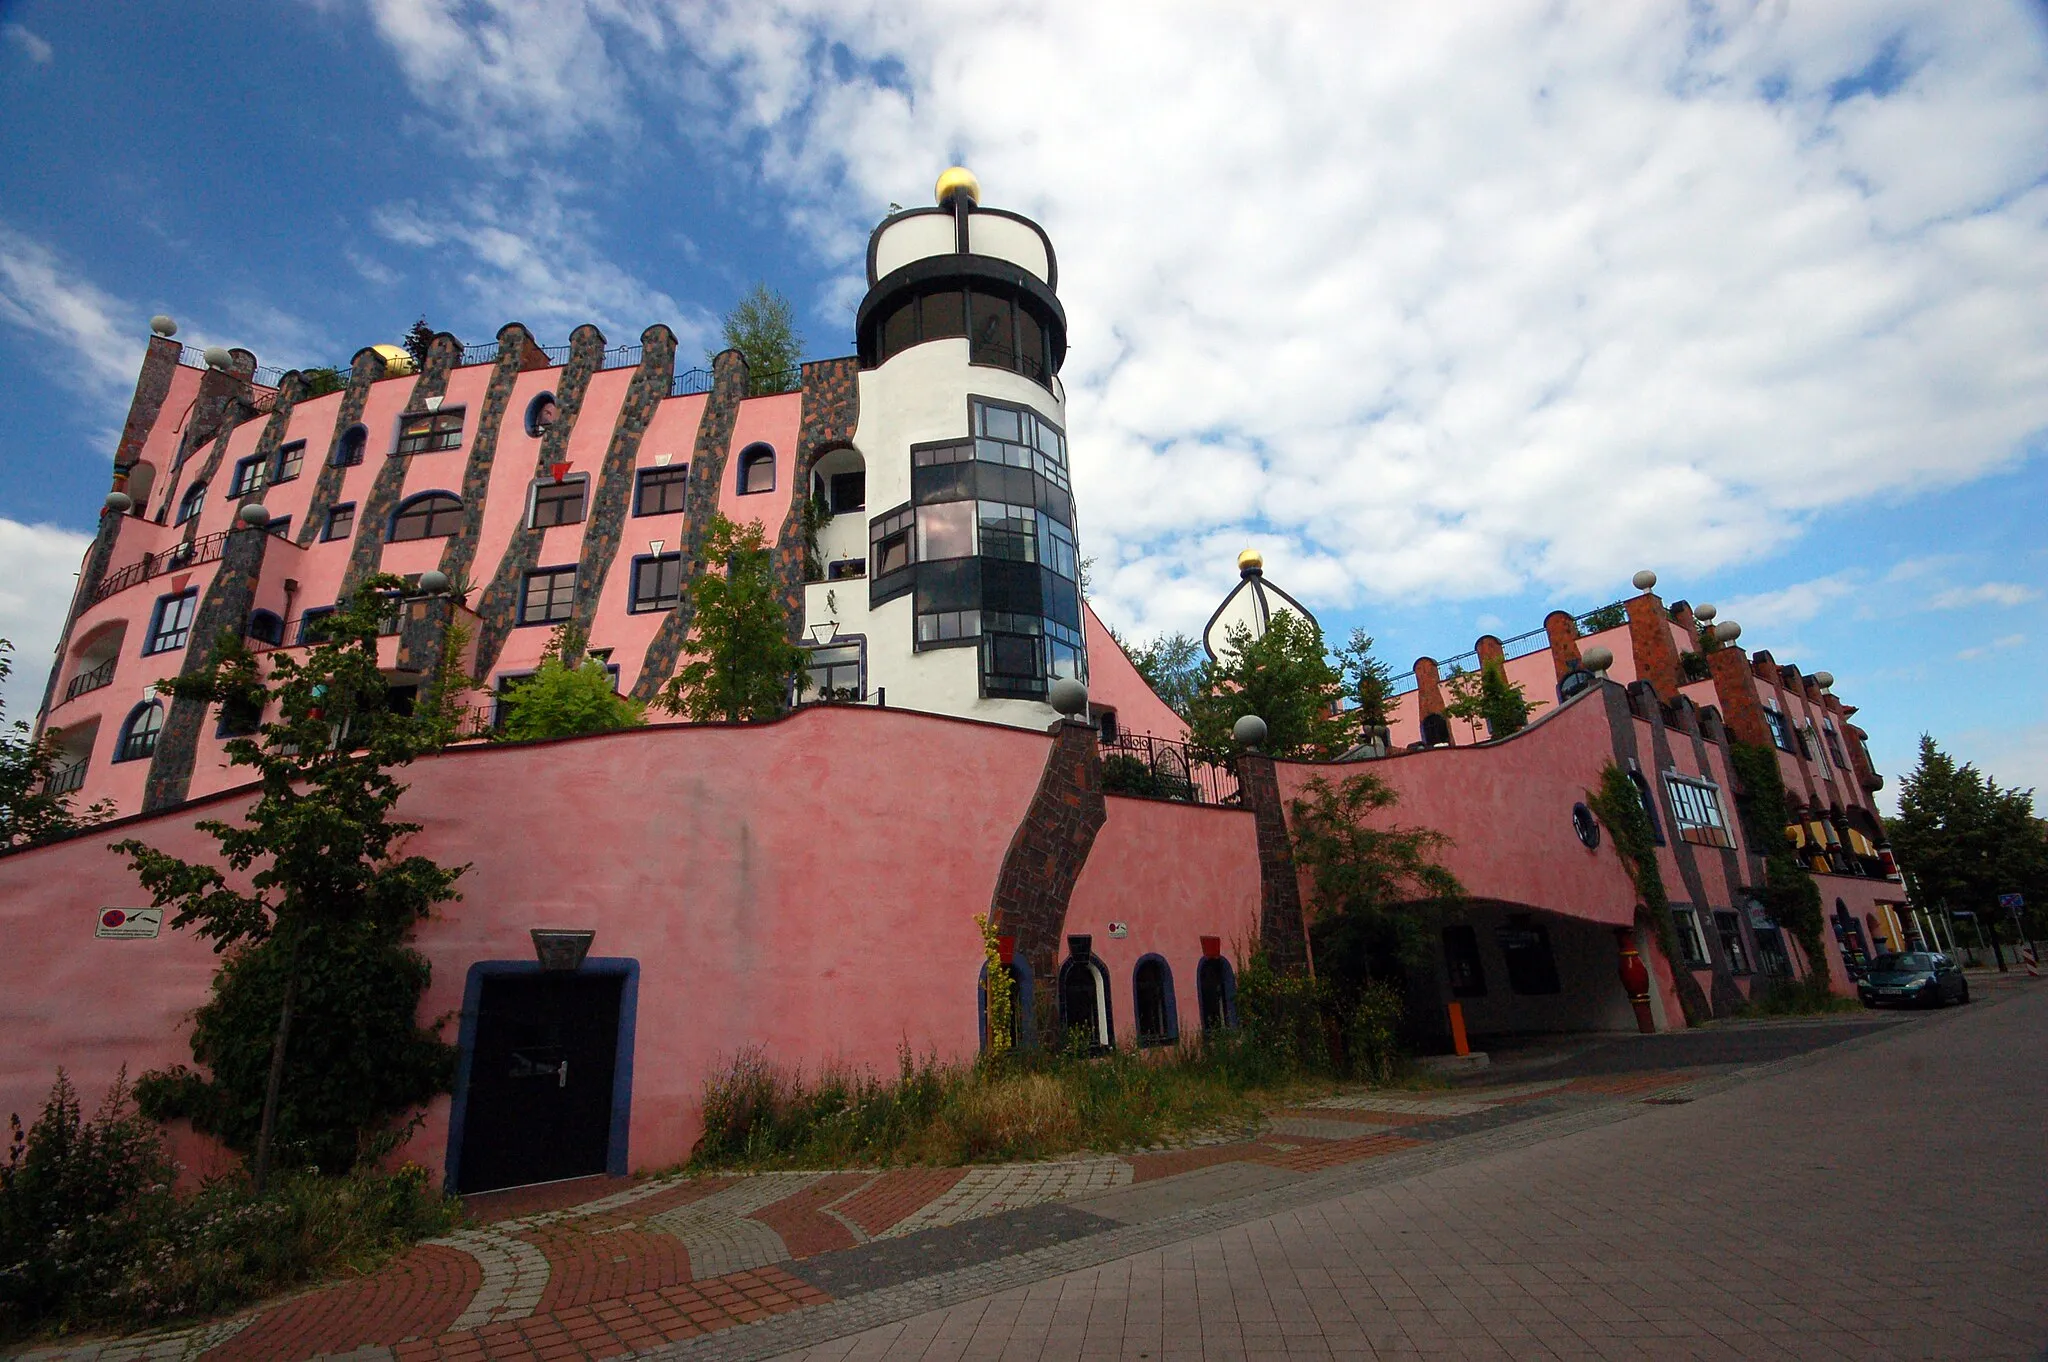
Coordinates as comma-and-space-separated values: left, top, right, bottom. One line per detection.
1870, 953, 1935, 973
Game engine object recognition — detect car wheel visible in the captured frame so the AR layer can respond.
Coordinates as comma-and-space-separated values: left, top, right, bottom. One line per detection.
1959, 979, 1971, 1004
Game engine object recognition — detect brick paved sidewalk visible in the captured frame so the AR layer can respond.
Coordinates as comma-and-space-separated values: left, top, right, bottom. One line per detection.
14, 1009, 1955, 1362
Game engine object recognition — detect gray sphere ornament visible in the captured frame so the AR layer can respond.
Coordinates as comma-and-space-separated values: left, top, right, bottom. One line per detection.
1048, 678, 1089, 716
149, 316, 177, 338
1631, 569, 1658, 591
1233, 714, 1269, 749
1693, 602, 1717, 622
103, 491, 132, 514
418, 569, 451, 595
1713, 620, 1742, 644
1814, 670, 1834, 690
203, 345, 233, 370
237, 502, 270, 526
1580, 645, 1614, 674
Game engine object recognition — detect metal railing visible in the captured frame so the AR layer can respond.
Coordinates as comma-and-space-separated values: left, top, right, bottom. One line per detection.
671, 367, 713, 397
64, 657, 116, 701
1382, 597, 1632, 699
90, 530, 229, 604
44, 763, 87, 796
1099, 731, 1240, 807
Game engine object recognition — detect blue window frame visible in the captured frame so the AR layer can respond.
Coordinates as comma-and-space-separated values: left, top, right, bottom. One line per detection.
298, 607, 337, 645
735, 443, 776, 495
247, 610, 285, 646
1133, 955, 1178, 1046
144, 589, 198, 654
633, 464, 688, 516
115, 701, 164, 762
174, 482, 206, 525
229, 453, 268, 497
323, 503, 355, 541
333, 425, 367, 468
272, 440, 306, 484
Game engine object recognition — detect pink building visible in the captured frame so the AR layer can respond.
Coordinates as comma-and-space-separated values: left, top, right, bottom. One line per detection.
8, 171, 1914, 1193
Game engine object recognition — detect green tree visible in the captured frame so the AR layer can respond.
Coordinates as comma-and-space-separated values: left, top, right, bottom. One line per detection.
1886, 735, 2048, 948
1334, 628, 1396, 730
401, 317, 436, 369
113, 580, 464, 1189
1442, 658, 1539, 739
1117, 629, 1204, 720
655, 514, 810, 722
715, 283, 802, 396
1, 639, 114, 852
1580, 603, 1627, 633
1185, 612, 1348, 760
497, 627, 646, 742
1288, 771, 1464, 986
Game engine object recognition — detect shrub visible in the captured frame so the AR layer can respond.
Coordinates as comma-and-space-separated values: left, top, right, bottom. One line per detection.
1743, 977, 1858, 1017
496, 643, 645, 744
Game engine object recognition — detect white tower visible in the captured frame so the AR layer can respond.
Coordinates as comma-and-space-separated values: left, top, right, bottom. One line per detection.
802, 169, 1085, 727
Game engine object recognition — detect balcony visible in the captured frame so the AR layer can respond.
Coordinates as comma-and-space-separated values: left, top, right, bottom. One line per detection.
1099, 731, 1241, 807
44, 763, 87, 796
90, 530, 230, 604
64, 656, 116, 701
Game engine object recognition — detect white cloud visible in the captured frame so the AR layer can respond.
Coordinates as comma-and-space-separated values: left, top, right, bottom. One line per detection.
0, 222, 140, 400
1716, 573, 1863, 634
365, 2, 2048, 641
1956, 633, 2026, 660
0, 519, 93, 724
1927, 582, 2041, 610
3, 23, 52, 64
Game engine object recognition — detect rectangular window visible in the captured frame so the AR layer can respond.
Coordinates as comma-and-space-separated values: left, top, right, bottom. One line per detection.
264, 517, 290, 539
1671, 908, 1711, 967
272, 441, 305, 484
144, 590, 198, 654
826, 557, 867, 581
521, 566, 577, 625
1713, 911, 1751, 974
630, 553, 683, 613
1042, 517, 1078, 580
298, 607, 337, 645
1664, 773, 1733, 848
978, 501, 1038, 563
493, 672, 533, 729
968, 291, 1014, 369
396, 408, 465, 455
921, 289, 966, 340
915, 500, 976, 561
1496, 920, 1562, 995
634, 465, 689, 516
805, 641, 863, 699
323, 504, 356, 541
531, 477, 588, 528
229, 453, 268, 497
916, 609, 981, 644
870, 505, 915, 578
1803, 721, 1832, 776
1754, 926, 1794, 978
1443, 925, 1487, 998
1763, 703, 1793, 751
1822, 721, 1847, 768
827, 469, 866, 514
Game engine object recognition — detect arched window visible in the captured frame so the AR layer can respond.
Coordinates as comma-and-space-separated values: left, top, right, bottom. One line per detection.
174, 482, 207, 526
1057, 942, 1112, 1051
1133, 956, 1177, 1046
389, 492, 464, 542
735, 443, 776, 495
334, 424, 368, 468
1420, 712, 1452, 746
116, 701, 164, 763
977, 958, 1034, 1052
247, 610, 285, 647
525, 391, 559, 437
1627, 769, 1665, 845
1196, 957, 1238, 1032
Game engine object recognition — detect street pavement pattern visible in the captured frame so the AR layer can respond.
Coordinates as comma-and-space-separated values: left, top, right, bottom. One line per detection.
17, 980, 2043, 1361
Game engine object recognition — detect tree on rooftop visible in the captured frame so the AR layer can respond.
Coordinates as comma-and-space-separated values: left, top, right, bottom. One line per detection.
0, 639, 113, 853
497, 625, 646, 742
1442, 657, 1540, 739
715, 283, 802, 396
1185, 612, 1349, 762
113, 580, 464, 1189
401, 318, 436, 370
654, 514, 811, 723
1117, 629, 1204, 721
1334, 628, 1396, 733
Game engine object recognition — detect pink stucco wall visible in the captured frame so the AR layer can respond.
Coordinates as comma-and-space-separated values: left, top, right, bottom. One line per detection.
1081, 606, 1189, 742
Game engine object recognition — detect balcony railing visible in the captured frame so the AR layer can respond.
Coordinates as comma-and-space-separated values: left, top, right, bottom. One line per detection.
45, 763, 87, 796
1099, 731, 1241, 807
65, 656, 117, 701
671, 368, 713, 397
90, 530, 229, 604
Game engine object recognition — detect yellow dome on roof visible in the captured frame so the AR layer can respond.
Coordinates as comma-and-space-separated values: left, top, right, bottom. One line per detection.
371, 343, 417, 376
935, 166, 981, 208
1237, 548, 1264, 573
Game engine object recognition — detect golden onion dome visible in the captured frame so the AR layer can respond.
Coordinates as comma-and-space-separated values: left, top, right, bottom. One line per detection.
1237, 548, 1264, 574
371, 343, 417, 376
935, 166, 981, 208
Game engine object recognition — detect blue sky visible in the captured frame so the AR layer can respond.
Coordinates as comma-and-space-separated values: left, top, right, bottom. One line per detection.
2, 1, 2045, 806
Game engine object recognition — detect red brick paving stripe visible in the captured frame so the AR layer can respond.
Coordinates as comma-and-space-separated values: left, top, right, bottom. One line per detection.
828, 1166, 970, 1236
199, 1243, 483, 1361
461, 1175, 636, 1224
1566, 1071, 1696, 1095
528, 1225, 693, 1314
1125, 1144, 1259, 1183
1246, 1132, 1426, 1173
748, 1170, 871, 1257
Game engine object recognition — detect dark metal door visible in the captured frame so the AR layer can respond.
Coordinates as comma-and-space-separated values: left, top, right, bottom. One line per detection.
458, 973, 623, 1193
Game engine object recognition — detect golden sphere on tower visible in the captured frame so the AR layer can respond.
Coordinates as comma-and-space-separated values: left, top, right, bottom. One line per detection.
935, 166, 981, 208
1237, 548, 1264, 573
370, 343, 417, 376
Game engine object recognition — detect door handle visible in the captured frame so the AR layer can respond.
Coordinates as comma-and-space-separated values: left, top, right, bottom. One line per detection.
558, 1060, 569, 1089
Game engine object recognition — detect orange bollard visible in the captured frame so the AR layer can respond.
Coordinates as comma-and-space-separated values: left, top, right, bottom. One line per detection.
1447, 1001, 1470, 1057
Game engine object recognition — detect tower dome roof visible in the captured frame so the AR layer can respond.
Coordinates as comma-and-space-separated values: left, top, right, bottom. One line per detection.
1202, 548, 1317, 661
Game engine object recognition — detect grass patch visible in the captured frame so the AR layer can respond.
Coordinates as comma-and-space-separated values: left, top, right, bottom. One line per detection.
1738, 977, 1863, 1017
2, 1071, 459, 1344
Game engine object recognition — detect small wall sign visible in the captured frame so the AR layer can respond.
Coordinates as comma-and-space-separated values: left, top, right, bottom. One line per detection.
1107, 921, 1129, 938
96, 908, 162, 940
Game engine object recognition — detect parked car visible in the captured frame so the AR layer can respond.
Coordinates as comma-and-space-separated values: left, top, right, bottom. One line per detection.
1858, 952, 1970, 1008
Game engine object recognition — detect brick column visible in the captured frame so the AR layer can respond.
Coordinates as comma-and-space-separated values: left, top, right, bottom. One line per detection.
1543, 610, 1582, 681
1235, 749, 1311, 974
341, 333, 465, 598
1476, 634, 1505, 672
142, 521, 270, 812
1706, 646, 1770, 748
1626, 592, 1683, 698
114, 334, 184, 475
772, 357, 862, 634
1413, 657, 1445, 721
989, 720, 1109, 985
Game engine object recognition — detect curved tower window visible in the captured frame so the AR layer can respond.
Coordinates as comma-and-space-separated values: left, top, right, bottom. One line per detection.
116, 701, 165, 763
334, 425, 368, 468
389, 492, 464, 541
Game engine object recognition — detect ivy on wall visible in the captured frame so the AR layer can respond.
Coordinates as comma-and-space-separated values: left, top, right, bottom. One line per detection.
1725, 741, 1827, 973
1587, 762, 1712, 1027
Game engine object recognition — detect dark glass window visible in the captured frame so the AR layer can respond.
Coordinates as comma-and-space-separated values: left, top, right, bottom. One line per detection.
979, 501, 1038, 563
116, 702, 164, 762
531, 477, 587, 528
634, 465, 688, 516
396, 408, 465, 455
736, 444, 776, 495
1664, 773, 1732, 848
390, 492, 464, 541
1629, 769, 1665, 845
882, 300, 918, 357
827, 470, 865, 514
298, 607, 337, 645
525, 392, 558, 437
871, 505, 915, 577
323, 503, 356, 541
273, 440, 305, 483
805, 641, 863, 699
229, 453, 268, 496
264, 516, 290, 539
521, 566, 577, 625
144, 590, 198, 654
175, 482, 206, 526
1133, 958, 1174, 1045
247, 610, 285, 647
915, 501, 975, 560
1497, 919, 1561, 995
630, 553, 683, 613
1443, 925, 1486, 997
921, 289, 965, 339
1671, 908, 1710, 967
969, 290, 1015, 369
1763, 704, 1793, 750
334, 425, 367, 467
1197, 958, 1236, 1031
916, 609, 981, 644
1714, 911, 1752, 974
1016, 307, 1046, 382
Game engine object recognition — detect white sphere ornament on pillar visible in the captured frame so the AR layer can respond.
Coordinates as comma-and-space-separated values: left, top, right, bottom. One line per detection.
149, 316, 177, 338
203, 345, 233, 371
1713, 620, 1742, 644
1581, 646, 1615, 675
1814, 670, 1835, 690
104, 491, 132, 514
238, 502, 270, 527
1693, 603, 1717, 622
1631, 569, 1658, 591
1233, 714, 1269, 749
418, 569, 450, 595
1048, 677, 1089, 716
